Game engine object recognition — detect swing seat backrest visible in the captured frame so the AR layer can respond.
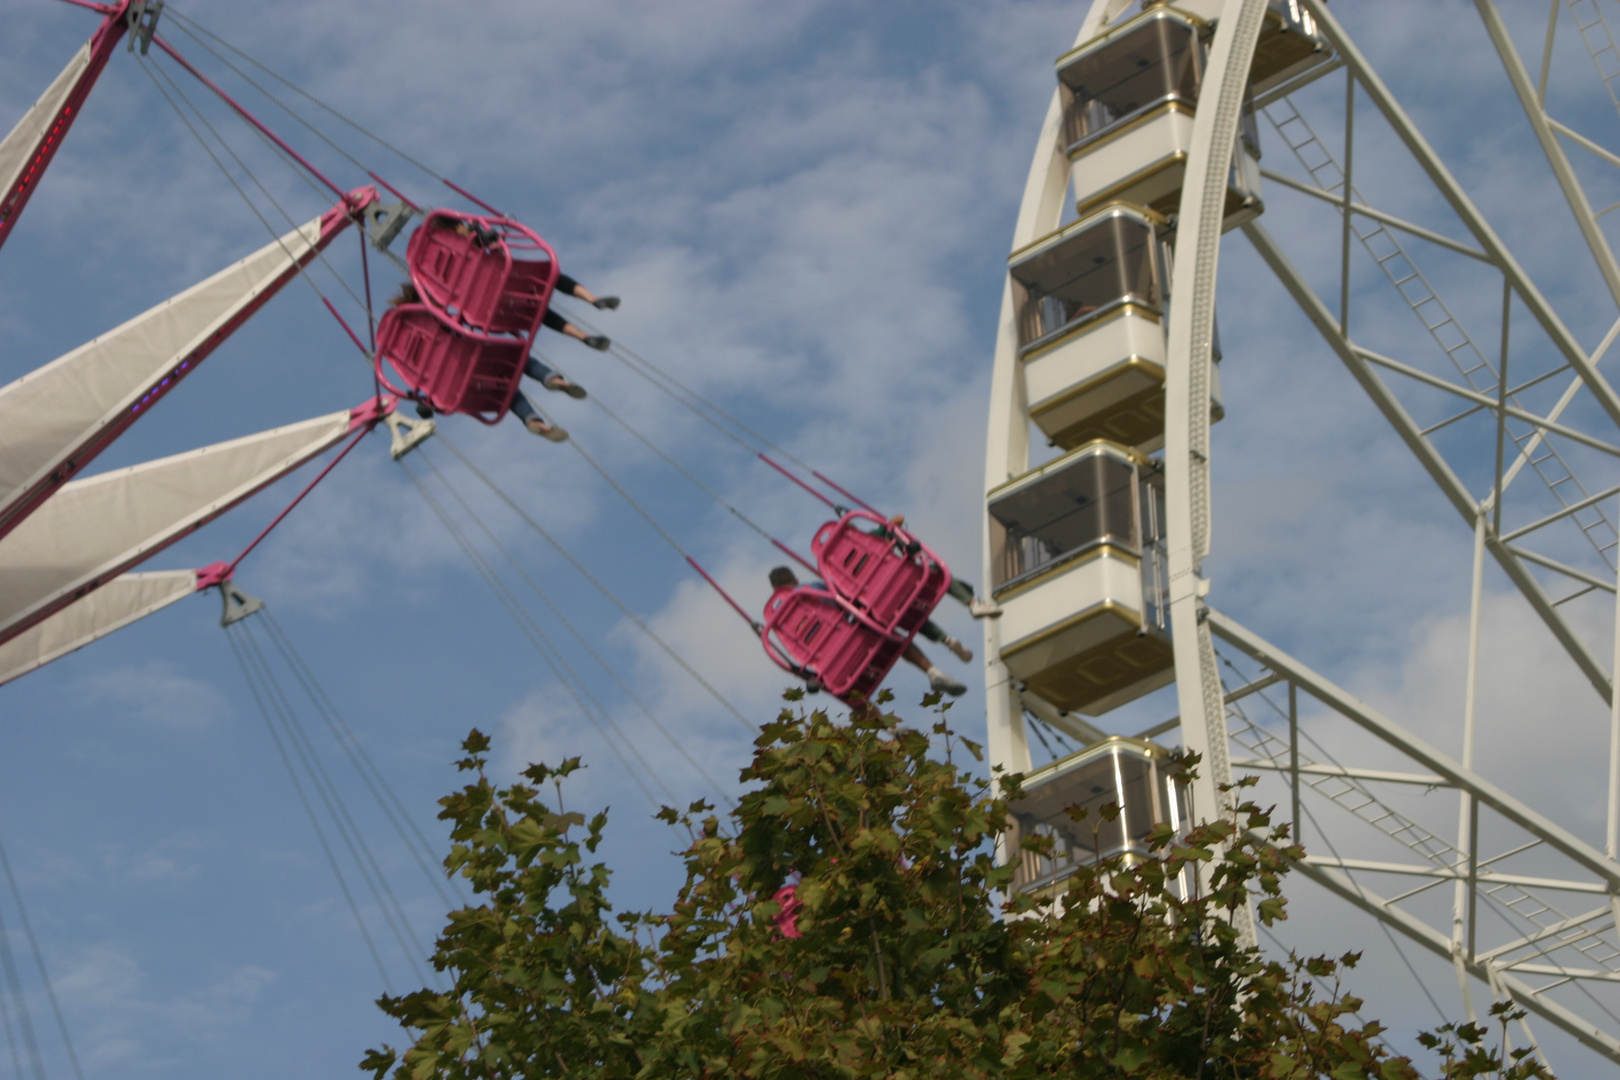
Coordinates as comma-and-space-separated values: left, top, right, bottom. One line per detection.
407, 211, 560, 337
374, 305, 527, 424
761, 586, 909, 704
811, 511, 952, 637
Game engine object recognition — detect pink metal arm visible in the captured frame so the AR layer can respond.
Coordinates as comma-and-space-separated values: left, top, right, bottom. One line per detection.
0, 2, 130, 255
150, 34, 357, 204
0, 188, 374, 549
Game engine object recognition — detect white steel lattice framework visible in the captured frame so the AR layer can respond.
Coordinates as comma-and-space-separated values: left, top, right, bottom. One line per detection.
984, 0, 1620, 1070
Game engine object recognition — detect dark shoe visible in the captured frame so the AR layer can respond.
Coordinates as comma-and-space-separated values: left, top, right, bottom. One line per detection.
543, 375, 588, 400
584, 335, 611, 352
524, 416, 569, 442
592, 296, 620, 311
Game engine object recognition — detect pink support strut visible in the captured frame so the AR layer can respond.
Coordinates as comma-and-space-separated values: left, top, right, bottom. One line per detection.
441, 178, 506, 219
759, 454, 839, 512
367, 171, 421, 213
812, 471, 882, 517
686, 556, 760, 631
151, 35, 354, 205
197, 397, 392, 591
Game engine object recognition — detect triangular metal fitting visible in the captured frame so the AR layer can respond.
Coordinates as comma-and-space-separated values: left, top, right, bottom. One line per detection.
367, 201, 415, 252
127, 0, 164, 55
220, 581, 264, 627
385, 409, 435, 460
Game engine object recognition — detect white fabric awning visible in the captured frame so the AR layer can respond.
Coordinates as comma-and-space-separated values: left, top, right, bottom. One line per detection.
0, 406, 363, 647
0, 570, 197, 688
0, 206, 347, 540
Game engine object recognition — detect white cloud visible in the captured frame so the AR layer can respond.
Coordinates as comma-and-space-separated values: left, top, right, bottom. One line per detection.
75, 662, 229, 731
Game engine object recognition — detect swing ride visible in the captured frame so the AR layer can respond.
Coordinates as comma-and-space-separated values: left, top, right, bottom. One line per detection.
9, 0, 1620, 1077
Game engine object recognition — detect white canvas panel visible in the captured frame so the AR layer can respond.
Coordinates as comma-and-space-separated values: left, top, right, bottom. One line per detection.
0, 570, 196, 688
0, 408, 355, 641
0, 211, 330, 522
0, 42, 89, 203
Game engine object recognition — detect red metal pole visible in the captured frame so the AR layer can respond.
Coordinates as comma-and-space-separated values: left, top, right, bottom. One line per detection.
225, 421, 374, 576
151, 34, 350, 203
685, 556, 761, 631
442, 178, 505, 218
0, 3, 131, 253
759, 454, 840, 512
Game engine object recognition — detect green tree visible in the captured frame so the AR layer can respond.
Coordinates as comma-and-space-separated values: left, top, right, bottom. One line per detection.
362, 695, 1547, 1079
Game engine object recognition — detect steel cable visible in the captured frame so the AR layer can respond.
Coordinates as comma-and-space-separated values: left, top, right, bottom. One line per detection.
434, 435, 756, 732
257, 612, 464, 911
235, 622, 436, 988
415, 449, 733, 807
224, 626, 395, 992
400, 456, 676, 810
0, 837, 81, 1080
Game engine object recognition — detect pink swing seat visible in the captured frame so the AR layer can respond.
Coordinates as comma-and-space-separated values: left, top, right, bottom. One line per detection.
811, 510, 951, 637
373, 304, 528, 423
761, 585, 910, 705
407, 210, 560, 335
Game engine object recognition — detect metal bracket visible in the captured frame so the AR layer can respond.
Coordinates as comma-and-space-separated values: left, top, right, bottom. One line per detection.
219, 580, 264, 627
127, 1, 164, 55
367, 201, 415, 252
385, 409, 435, 461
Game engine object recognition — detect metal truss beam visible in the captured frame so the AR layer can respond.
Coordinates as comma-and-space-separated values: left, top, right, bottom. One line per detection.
1210, 608, 1620, 889
1292, 858, 1620, 1063
1242, 219, 1616, 701
1210, 608, 1620, 1062
1474, 0, 1620, 309
1304, 0, 1620, 431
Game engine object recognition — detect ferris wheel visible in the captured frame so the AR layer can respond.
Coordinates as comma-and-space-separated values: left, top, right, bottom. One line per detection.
984, 0, 1620, 1072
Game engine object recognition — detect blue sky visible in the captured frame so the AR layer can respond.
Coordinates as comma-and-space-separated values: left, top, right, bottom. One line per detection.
3, 0, 1620, 1076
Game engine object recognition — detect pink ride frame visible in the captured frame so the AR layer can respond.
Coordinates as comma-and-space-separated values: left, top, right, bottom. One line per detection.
373, 210, 560, 423
759, 512, 953, 704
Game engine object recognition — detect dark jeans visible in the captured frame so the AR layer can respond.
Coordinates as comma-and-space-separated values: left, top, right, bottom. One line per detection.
510, 392, 540, 424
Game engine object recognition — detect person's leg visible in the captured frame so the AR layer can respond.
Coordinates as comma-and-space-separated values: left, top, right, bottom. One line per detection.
556, 271, 619, 310
902, 642, 965, 697
542, 309, 610, 351
947, 576, 1002, 618
524, 356, 587, 399
509, 393, 567, 441
919, 619, 972, 663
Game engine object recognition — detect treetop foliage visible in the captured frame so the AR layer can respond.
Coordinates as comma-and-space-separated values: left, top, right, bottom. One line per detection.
362, 695, 1548, 1080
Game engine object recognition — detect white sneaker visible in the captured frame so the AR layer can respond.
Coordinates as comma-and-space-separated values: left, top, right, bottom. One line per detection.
943, 636, 973, 663
969, 599, 1002, 619
928, 669, 967, 697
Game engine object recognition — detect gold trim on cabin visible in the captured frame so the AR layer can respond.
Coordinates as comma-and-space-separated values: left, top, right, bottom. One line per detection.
988, 437, 1155, 499
1027, 352, 1166, 412
992, 542, 1140, 602
1018, 303, 1163, 365
1008, 202, 1169, 263
1053, 5, 1210, 71
999, 596, 1144, 659
1067, 99, 1196, 165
